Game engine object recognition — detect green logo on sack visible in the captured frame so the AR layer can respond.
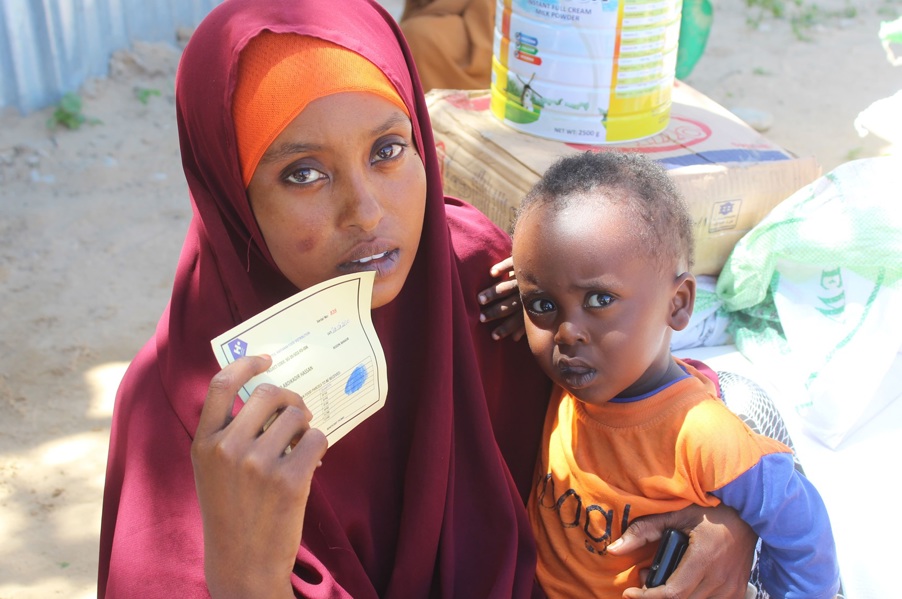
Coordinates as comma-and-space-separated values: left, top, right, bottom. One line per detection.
816, 267, 845, 318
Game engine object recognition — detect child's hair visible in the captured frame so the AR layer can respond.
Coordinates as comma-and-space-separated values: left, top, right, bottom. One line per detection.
514, 151, 695, 271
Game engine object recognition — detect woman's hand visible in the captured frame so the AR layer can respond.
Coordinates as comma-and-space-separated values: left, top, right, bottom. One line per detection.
478, 257, 525, 341
607, 504, 756, 599
191, 355, 328, 599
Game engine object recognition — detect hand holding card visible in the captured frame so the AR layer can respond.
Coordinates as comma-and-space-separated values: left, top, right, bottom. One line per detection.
210, 271, 388, 445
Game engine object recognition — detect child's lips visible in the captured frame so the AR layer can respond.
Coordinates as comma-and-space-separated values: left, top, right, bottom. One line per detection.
556, 358, 597, 389
557, 356, 593, 371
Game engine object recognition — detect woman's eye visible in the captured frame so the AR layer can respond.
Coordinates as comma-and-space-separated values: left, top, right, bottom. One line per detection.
527, 298, 556, 314
374, 142, 404, 162
586, 292, 614, 308
286, 167, 326, 185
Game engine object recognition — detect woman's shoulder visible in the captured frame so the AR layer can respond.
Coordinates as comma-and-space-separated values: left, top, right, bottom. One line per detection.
443, 196, 512, 264
117, 337, 166, 402
111, 335, 189, 432
100, 336, 208, 598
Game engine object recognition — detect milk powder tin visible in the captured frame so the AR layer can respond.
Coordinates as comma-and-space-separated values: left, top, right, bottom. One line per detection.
492, 0, 682, 143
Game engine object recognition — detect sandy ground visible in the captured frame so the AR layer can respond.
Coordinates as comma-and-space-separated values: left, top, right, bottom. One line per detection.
0, 0, 899, 596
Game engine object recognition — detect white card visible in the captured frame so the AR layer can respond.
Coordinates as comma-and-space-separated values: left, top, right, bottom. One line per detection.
210, 271, 387, 445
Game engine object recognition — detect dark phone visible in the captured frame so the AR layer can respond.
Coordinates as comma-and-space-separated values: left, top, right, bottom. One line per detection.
646, 528, 689, 588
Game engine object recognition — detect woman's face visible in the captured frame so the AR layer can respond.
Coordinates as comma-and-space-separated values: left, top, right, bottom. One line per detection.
247, 92, 427, 309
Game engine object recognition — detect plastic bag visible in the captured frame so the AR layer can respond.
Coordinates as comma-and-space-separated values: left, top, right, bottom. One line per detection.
676, 0, 713, 80
671, 275, 731, 351
716, 157, 902, 448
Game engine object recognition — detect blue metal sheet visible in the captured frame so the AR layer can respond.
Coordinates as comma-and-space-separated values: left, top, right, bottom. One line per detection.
0, 0, 222, 114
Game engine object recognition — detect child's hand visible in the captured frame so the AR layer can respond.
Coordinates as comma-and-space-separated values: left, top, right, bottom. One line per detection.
191, 355, 328, 599
607, 504, 756, 599
477, 257, 525, 341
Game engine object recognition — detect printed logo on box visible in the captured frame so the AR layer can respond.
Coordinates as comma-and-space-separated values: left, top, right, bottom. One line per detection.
709, 199, 741, 232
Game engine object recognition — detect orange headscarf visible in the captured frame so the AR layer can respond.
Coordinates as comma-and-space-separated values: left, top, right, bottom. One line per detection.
233, 32, 410, 187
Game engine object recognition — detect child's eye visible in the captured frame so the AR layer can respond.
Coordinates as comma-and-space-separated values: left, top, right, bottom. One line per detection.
527, 298, 556, 314
286, 167, 327, 185
586, 292, 614, 308
374, 142, 404, 162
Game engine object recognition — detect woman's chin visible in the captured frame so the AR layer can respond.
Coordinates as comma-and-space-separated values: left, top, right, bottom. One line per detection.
370, 273, 407, 310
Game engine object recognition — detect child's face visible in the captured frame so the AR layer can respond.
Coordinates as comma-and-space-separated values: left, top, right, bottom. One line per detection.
512, 196, 690, 408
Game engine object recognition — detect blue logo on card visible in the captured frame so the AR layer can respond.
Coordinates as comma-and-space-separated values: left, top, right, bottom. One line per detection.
229, 338, 247, 360
345, 365, 368, 395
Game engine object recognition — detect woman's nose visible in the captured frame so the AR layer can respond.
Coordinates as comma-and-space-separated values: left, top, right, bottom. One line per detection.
339, 169, 384, 232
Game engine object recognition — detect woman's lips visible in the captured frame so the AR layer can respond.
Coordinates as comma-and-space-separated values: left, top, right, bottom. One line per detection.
339, 248, 400, 277
351, 250, 390, 265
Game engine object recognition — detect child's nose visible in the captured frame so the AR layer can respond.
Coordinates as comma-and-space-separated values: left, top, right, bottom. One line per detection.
554, 319, 587, 345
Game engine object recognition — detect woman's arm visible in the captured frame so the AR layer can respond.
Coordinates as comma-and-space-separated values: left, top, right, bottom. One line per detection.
607, 503, 757, 599
191, 355, 328, 599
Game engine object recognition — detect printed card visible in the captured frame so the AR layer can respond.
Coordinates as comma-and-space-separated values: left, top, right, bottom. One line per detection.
210, 272, 387, 445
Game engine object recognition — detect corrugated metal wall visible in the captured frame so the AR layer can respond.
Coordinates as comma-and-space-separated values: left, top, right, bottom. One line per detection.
0, 0, 223, 115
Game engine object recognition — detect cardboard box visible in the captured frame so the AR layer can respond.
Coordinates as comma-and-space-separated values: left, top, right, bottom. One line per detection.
426, 82, 822, 275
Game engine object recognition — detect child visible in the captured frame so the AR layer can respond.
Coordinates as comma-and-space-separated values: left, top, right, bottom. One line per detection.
511, 151, 840, 598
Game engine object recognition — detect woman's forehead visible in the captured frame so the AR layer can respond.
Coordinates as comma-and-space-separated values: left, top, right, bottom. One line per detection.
260, 93, 413, 160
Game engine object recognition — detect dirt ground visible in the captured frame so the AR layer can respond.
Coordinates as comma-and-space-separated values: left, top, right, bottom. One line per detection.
0, 0, 899, 596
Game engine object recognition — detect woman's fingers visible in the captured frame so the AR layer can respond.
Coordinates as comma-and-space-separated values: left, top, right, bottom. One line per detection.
287, 426, 328, 482
258, 400, 324, 457
478, 274, 522, 330
195, 354, 273, 440
606, 512, 667, 556
230, 382, 310, 444
478, 277, 519, 312
614, 505, 755, 599
194, 355, 321, 466
478, 284, 525, 340
489, 256, 514, 278
477, 257, 526, 341
478, 256, 517, 310
489, 312, 526, 342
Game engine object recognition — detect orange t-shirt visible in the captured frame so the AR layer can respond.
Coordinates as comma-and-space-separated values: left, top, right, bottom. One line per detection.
528, 361, 790, 597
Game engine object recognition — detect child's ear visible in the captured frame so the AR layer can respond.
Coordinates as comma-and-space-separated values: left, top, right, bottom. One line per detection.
668, 272, 696, 332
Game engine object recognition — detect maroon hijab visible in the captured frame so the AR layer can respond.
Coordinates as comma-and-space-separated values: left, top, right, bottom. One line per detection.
98, 0, 550, 596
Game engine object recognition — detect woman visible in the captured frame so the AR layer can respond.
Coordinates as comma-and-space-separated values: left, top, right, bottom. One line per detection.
98, 0, 755, 597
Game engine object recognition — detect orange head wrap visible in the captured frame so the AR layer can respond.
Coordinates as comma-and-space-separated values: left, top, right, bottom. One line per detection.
232, 32, 410, 187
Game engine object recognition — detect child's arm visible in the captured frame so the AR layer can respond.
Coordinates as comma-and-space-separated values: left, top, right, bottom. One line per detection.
712, 452, 841, 599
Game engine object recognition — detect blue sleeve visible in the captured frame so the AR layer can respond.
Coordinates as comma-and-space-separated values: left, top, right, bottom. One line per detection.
711, 452, 840, 599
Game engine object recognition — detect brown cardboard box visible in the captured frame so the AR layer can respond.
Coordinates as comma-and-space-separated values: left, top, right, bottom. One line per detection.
426, 82, 822, 276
